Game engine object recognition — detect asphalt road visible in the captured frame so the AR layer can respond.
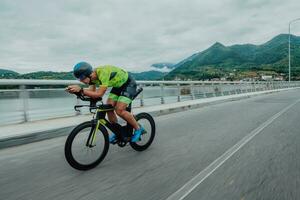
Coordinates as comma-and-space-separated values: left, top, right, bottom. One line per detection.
1, 89, 300, 200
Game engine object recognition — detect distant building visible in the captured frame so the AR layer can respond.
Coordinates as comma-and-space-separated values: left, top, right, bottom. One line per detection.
261, 75, 273, 81
242, 78, 256, 82
274, 76, 284, 81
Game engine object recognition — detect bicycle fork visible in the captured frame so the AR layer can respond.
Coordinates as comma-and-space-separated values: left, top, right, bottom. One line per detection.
86, 119, 100, 147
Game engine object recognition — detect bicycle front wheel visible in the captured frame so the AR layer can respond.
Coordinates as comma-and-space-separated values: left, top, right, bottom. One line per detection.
64, 121, 109, 170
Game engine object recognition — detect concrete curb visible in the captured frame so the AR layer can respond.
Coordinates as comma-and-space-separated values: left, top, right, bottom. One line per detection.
0, 127, 74, 149
0, 88, 297, 149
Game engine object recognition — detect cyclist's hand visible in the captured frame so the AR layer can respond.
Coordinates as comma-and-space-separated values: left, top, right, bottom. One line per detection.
66, 85, 81, 93
65, 86, 71, 93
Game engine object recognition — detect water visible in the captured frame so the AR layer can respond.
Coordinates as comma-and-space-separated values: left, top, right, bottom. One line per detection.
0, 84, 261, 125
0, 87, 194, 125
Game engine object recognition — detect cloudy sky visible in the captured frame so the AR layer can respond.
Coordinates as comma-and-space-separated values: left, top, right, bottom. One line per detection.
1, 0, 300, 73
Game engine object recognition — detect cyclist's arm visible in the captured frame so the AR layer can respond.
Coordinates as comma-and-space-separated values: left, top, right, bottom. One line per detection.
82, 86, 107, 99
86, 85, 96, 91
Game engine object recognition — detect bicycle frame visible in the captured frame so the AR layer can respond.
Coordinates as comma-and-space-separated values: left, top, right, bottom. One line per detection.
74, 87, 143, 147
87, 103, 134, 147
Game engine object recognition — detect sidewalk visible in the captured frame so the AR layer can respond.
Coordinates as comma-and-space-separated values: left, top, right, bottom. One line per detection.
0, 88, 298, 149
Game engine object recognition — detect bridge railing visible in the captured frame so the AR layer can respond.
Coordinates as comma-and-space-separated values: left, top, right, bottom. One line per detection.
0, 79, 299, 125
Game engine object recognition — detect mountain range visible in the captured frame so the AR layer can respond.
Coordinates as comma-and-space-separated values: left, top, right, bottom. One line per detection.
165, 34, 300, 80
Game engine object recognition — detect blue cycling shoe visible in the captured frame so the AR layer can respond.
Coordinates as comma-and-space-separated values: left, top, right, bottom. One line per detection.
131, 126, 145, 142
109, 133, 117, 144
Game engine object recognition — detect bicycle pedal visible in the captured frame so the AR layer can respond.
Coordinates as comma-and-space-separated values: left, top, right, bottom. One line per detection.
117, 141, 127, 147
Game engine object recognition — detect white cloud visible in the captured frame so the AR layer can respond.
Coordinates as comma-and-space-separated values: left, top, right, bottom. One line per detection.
149, 66, 172, 73
0, 0, 300, 73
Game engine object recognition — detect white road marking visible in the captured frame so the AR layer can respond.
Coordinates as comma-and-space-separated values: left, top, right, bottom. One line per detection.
165, 99, 300, 200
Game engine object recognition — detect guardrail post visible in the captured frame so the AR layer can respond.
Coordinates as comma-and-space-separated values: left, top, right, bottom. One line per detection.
222, 83, 227, 96
233, 83, 239, 94
240, 82, 244, 93
177, 83, 181, 102
259, 82, 262, 91
232, 82, 236, 94
218, 82, 223, 96
246, 82, 249, 92
279, 81, 282, 89
262, 82, 266, 91
241, 82, 245, 93
19, 85, 29, 122
160, 83, 165, 104
241, 82, 244, 93
238, 82, 244, 94
212, 82, 217, 97
202, 83, 207, 98
190, 83, 195, 100
139, 84, 144, 107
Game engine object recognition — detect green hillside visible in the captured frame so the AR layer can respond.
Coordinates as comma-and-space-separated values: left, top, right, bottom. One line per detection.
165, 34, 300, 80
0, 69, 166, 81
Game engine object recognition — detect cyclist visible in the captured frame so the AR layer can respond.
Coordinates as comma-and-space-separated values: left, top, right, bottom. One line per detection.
66, 62, 144, 143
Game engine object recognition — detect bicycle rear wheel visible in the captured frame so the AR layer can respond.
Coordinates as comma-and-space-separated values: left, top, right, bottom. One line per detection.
130, 112, 156, 151
64, 121, 109, 170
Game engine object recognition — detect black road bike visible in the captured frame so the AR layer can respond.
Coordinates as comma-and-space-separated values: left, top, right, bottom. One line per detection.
64, 88, 156, 170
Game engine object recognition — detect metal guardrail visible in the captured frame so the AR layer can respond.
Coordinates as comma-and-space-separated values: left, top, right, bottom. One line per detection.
0, 79, 300, 124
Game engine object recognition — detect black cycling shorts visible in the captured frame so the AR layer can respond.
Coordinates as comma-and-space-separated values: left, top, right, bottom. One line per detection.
108, 75, 137, 104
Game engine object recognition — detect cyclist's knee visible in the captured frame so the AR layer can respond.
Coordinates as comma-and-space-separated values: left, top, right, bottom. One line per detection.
115, 107, 126, 117
107, 98, 116, 107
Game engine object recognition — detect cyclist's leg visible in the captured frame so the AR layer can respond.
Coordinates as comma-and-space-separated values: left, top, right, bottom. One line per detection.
114, 76, 139, 130
107, 92, 121, 143
115, 101, 139, 130
107, 87, 122, 124
106, 97, 117, 124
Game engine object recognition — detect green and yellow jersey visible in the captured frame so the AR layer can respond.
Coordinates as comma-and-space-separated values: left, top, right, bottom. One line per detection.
91, 65, 129, 88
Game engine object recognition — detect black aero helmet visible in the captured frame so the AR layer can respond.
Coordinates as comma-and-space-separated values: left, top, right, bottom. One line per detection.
73, 62, 93, 80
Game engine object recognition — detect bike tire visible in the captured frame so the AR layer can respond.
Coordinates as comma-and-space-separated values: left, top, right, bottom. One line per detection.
130, 113, 156, 151
64, 121, 109, 170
